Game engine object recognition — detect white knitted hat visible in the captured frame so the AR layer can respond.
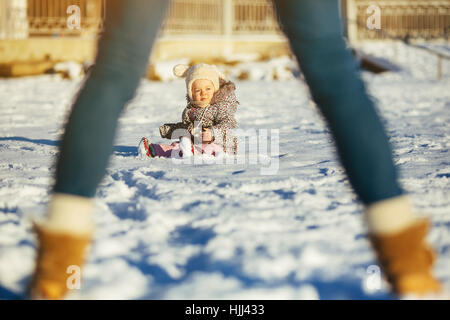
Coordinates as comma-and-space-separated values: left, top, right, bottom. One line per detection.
173, 63, 226, 101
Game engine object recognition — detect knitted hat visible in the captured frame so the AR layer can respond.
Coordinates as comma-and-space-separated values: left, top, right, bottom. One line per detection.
173, 63, 226, 101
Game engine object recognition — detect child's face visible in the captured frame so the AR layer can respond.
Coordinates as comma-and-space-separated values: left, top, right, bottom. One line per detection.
191, 79, 215, 107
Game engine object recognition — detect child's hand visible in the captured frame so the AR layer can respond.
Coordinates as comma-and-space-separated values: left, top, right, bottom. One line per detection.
202, 128, 213, 142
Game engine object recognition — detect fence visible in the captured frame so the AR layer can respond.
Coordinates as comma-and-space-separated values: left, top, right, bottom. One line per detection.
1, 0, 282, 39
26, 0, 104, 36
160, 0, 282, 37
345, 0, 450, 41
161, 0, 223, 35
1, 0, 449, 41
232, 0, 281, 35
0, 0, 28, 39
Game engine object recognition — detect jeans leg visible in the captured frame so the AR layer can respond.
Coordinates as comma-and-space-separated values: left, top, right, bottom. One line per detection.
273, 0, 403, 205
54, 0, 169, 197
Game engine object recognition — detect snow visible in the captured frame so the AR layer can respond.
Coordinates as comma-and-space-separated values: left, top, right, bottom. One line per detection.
52, 61, 84, 80
151, 55, 300, 81
355, 41, 450, 80
0, 41, 449, 299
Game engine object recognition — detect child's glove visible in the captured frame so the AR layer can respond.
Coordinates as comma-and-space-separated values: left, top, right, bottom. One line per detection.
159, 124, 173, 138
160, 123, 188, 139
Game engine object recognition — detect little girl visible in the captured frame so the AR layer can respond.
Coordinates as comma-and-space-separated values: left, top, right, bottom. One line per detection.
138, 63, 239, 158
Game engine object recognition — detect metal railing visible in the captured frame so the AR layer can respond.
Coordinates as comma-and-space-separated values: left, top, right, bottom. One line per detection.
1, 0, 281, 38
160, 0, 282, 36
161, 0, 223, 35
353, 0, 450, 40
233, 0, 281, 34
1, 0, 449, 40
26, 0, 105, 36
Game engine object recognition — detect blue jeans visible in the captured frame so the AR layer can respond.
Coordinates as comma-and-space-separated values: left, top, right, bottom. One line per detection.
273, 0, 403, 204
54, 0, 403, 205
54, 0, 169, 197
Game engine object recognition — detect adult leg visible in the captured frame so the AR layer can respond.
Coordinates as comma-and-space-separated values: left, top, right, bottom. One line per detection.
274, 0, 401, 205
30, 0, 169, 299
273, 0, 440, 296
54, 0, 168, 197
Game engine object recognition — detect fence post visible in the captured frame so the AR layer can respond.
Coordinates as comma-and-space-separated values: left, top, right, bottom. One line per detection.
223, 0, 234, 57
223, 0, 233, 37
0, 0, 6, 39
0, 0, 28, 39
346, 0, 358, 44
84, 0, 102, 36
86, 0, 102, 23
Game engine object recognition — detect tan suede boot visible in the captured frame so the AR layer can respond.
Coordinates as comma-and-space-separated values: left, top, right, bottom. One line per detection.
29, 224, 92, 299
369, 218, 441, 296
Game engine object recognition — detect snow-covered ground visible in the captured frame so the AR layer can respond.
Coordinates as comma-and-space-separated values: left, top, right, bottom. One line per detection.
0, 42, 449, 299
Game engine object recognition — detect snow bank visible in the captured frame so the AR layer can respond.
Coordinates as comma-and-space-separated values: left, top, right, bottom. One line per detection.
150, 55, 300, 82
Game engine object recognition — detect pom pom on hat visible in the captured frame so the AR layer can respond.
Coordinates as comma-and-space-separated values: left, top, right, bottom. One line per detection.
173, 63, 226, 101
173, 64, 189, 78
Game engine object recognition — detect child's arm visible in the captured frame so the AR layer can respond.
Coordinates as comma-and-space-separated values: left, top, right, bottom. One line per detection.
159, 122, 186, 139
159, 107, 192, 139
